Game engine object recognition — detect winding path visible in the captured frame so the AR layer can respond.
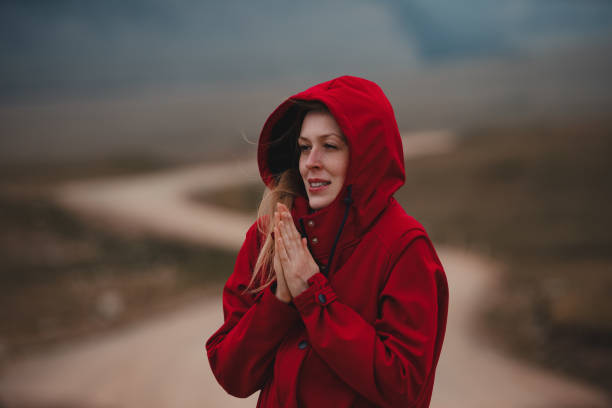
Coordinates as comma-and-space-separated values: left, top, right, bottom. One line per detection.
0, 131, 608, 407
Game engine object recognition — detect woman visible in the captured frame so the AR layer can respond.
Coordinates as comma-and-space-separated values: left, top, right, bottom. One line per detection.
206, 76, 448, 407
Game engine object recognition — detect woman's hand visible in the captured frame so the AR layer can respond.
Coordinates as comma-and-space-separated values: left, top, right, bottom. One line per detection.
275, 202, 319, 298
273, 210, 292, 303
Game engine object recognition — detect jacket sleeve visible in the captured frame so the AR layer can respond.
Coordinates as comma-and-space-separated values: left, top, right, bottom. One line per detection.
206, 222, 300, 398
292, 236, 448, 407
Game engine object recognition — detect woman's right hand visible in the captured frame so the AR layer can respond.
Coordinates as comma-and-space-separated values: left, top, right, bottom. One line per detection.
273, 210, 292, 303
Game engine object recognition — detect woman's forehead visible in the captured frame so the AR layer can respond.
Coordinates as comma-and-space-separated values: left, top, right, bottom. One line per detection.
299, 111, 345, 140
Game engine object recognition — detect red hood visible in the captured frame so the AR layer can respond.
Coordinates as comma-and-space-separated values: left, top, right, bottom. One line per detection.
258, 75, 404, 225
257, 76, 405, 265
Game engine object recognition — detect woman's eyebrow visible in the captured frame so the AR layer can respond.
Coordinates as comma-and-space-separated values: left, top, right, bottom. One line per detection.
298, 133, 343, 141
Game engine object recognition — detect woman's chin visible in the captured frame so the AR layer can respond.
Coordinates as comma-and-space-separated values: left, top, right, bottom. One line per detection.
308, 196, 330, 211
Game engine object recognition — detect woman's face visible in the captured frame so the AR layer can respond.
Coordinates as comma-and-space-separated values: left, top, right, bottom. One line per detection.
298, 110, 349, 210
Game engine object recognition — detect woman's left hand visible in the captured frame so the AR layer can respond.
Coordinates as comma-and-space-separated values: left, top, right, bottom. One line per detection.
275, 203, 319, 298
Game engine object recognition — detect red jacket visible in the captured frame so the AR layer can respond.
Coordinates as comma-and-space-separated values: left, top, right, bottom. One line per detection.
206, 76, 448, 407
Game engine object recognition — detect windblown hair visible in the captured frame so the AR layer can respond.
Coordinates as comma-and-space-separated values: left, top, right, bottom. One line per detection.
246, 100, 328, 293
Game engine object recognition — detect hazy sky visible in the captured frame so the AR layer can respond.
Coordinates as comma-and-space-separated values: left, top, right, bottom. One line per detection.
2, 0, 612, 101
1, 0, 611, 164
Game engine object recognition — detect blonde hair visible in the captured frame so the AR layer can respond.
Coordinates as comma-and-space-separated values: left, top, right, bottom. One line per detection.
246, 169, 303, 292
246, 100, 328, 293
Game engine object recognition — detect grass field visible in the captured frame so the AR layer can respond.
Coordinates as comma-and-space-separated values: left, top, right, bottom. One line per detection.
197, 118, 612, 391
396, 119, 612, 391
0, 189, 236, 357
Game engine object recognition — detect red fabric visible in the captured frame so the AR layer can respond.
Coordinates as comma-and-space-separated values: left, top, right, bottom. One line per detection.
206, 76, 448, 407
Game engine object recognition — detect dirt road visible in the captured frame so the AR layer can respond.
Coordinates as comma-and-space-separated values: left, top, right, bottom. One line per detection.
0, 131, 608, 407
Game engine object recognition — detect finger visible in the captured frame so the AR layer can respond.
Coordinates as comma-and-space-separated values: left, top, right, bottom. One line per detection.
274, 251, 284, 276
277, 220, 286, 243
274, 244, 285, 280
277, 202, 289, 214
279, 203, 291, 220
273, 250, 283, 276
273, 242, 291, 300
274, 213, 283, 239
279, 219, 299, 256
280, 211, 302, 245
279, 206, 299, 239
301, 237, 316, 263
278, 219, 290, 244
275, 225, 288, 257
275, 247, 286, 277
276, 234, 290, 266
301, 237, 310, 253
275, 205, 301, 254
276, 224, 292, 255
277, 203, 290, 223
273, 225, 281, 248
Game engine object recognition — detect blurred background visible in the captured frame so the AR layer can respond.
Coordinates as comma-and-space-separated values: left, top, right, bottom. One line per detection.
1, 0, 611, 406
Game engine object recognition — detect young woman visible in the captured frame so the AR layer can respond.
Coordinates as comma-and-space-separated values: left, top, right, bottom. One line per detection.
206, 76, 448, 408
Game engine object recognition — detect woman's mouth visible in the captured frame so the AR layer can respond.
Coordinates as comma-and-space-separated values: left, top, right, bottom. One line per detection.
308, 179, 331, 192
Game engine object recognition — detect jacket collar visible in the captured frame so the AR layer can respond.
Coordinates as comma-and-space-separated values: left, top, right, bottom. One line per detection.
291, 190, 358, 272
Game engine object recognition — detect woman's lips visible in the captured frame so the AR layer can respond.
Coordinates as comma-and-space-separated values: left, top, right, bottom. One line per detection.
308, 178, 331, 193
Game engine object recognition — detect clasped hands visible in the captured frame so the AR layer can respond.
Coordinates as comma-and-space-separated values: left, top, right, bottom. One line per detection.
273, 202, 319, 303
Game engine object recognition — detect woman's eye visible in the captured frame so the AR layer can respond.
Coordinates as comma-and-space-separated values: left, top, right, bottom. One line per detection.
299, 145, 310, 152
324, 144, 338, 149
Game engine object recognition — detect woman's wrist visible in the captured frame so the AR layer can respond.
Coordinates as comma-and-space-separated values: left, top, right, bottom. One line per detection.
275, 290, 292, 303
272, 282, 292, 303
287, 278, 310, 298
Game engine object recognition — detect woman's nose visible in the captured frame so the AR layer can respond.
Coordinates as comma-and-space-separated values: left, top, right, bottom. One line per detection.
305, 147, 322, 168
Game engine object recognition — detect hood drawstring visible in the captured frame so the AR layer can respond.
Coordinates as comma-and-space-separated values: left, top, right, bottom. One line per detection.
321, 185, 353, 276
298, 218, 307, 239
